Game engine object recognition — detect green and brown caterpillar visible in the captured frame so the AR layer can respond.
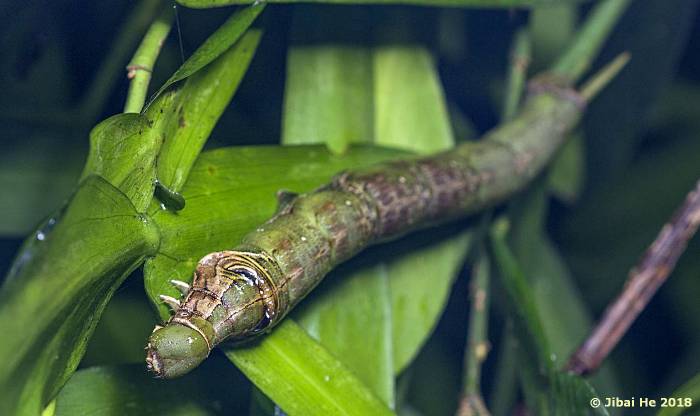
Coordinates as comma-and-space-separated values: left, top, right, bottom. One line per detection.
145, 69, 616, 378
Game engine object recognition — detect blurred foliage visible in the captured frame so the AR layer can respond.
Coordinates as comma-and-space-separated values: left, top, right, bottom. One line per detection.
1, 0, 700, 415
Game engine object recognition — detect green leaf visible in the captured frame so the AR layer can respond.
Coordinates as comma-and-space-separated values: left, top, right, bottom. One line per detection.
372, 46, 453, 153
225, 320, 393, 416
148, 4, 264, 104
0, 176, 160, 415
282, 44, 373, 155
550, 372, 609, 416
53, 361, 250, 416
507, 178, 619, 395
179, 0, 591, 9
149, 29, 263, 195
489, 220, 609, 415
295, 263, 395, 404
80, 113, 161, 212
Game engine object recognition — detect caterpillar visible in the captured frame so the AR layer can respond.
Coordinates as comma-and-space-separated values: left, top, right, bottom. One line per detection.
146, 80, 587, 379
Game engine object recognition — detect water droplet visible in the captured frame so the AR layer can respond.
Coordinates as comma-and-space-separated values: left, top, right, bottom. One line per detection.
7, 212, 63, 282
187, 336, 194, 344
257, 227, 265, 232
301, 236, 307, 242
324, 375, 331, 382
345, 200, 352, 206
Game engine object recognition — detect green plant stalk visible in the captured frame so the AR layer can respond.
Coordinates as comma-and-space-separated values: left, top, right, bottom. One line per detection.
124, 4, 174, 113
552, 0, 633, 82
489, 326, 518, 416
457, 252, 491, 416
78, 0, 167, 123
146, 61, 627, 377
502, 29, 531, 122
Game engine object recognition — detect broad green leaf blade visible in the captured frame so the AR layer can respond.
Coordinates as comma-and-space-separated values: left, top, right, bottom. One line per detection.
489, 220, 608, 415
282, 45, 373, 155
507, 180, 618, 394
0, 176, 160, 415
149, 4, 264, 104
144, 144, 407, 320
54, 361, 250, 416
387, 231, 472, 372
150, 29, 263, 195
179, 0, 591, 9
225, 320, 393, 416
295, 263, 395, 404
81, 113, 161, 211
490, 220, 551, 372
373, 46, 453, 153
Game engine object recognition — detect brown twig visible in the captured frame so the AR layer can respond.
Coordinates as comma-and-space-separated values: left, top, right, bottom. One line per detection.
566, 179, 700, 375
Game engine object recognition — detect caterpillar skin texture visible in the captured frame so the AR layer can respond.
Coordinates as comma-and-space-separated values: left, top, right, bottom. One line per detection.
146, 85, 583, 378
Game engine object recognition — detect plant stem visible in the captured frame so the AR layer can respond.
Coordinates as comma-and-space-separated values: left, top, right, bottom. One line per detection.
578, 52, 630, 101
552, 0, 633, 83
502, 29, 531, 122
457, 252, 491, 416
124, 5, 174, 113
567, 178, 700, 375
78, 0, 165, 122
489, 326, 518, 416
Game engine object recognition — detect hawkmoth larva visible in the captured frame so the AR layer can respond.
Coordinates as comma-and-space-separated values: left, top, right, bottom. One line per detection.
145, 66, 619, 378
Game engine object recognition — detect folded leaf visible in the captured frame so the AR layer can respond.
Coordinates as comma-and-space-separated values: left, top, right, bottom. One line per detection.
148, 4, 265, 104
151, 29, 263, 196
0, 176, 160, 415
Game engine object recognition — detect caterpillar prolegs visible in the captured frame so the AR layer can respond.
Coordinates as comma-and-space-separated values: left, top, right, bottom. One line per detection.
146, 80, 591, 379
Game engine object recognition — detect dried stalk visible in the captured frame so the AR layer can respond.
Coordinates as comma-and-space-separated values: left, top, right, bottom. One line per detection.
567, 179, 700, 375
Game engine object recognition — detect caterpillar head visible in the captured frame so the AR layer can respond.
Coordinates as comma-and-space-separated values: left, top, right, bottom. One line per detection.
146, 321, 211, 378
